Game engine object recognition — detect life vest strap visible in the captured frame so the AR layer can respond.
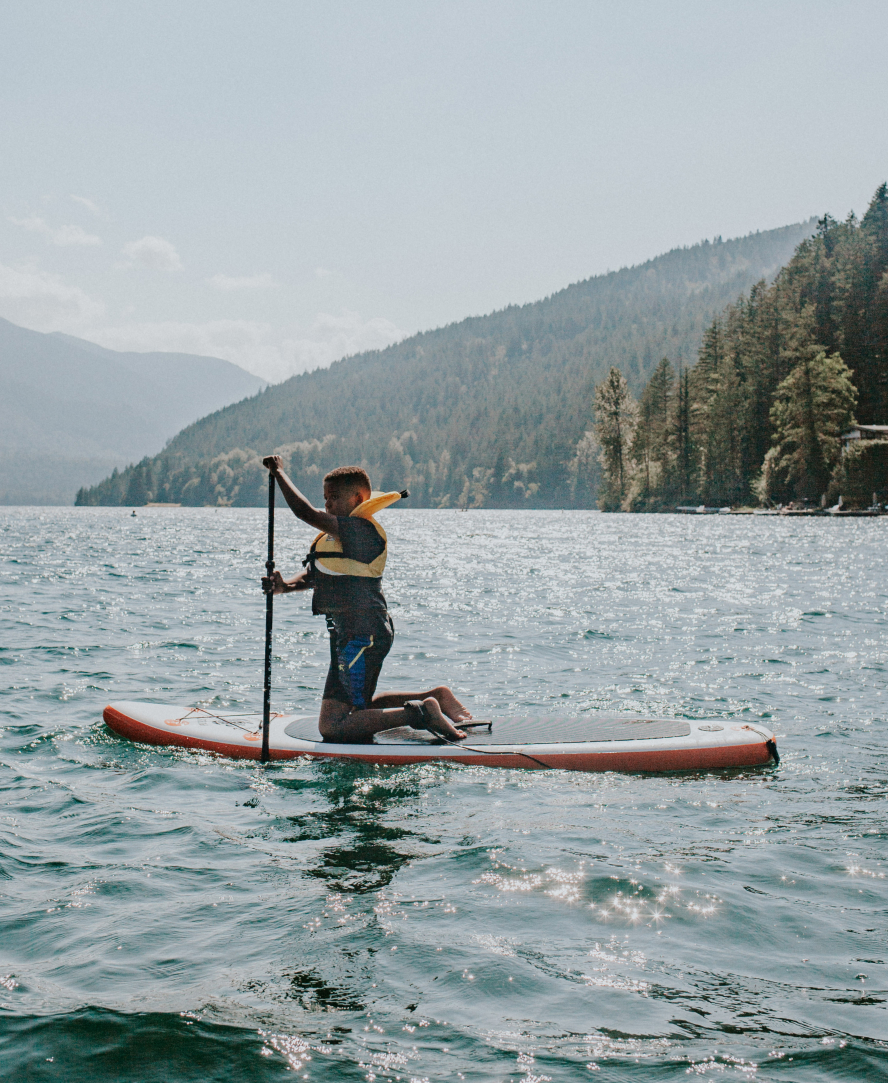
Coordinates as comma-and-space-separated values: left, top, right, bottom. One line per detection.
302, 550, 383, 577
303, 550, 355, 565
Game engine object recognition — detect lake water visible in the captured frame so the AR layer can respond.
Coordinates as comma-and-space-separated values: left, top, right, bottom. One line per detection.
1, 507, 887, 1082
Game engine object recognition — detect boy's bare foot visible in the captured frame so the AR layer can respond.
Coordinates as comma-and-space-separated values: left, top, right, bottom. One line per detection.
421, 697, 466, 741
429, 686, 474, 725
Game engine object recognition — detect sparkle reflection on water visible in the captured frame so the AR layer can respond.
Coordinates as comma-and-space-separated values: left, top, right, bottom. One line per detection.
1, 507, 887, 1081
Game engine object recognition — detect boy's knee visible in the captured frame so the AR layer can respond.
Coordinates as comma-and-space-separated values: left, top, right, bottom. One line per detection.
319, 716, 354, 743
318, 718, 336, 739
319, 699, 350, 740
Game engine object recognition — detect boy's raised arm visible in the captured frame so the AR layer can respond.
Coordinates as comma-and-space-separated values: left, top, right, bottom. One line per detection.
263, 456, 339, 535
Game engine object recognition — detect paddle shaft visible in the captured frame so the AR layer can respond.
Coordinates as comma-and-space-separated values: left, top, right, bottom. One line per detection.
261, 472, 275, 763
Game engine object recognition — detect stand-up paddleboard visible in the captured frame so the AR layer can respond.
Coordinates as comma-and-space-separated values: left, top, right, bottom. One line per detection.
103, 702, 778, 773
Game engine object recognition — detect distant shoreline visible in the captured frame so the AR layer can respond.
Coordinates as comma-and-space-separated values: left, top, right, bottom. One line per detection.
3, 504, 885, 518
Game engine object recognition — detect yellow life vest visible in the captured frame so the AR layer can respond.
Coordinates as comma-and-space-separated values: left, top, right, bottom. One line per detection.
306, 490, 403, 578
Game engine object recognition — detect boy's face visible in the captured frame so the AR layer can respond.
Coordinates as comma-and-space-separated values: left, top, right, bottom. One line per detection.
324, 483, 368, 517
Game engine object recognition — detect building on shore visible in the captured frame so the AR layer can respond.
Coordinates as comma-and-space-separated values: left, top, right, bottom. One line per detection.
841, 424, 888, 448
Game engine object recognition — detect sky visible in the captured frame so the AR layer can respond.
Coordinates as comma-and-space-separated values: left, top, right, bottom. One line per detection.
1, 0, 886, 383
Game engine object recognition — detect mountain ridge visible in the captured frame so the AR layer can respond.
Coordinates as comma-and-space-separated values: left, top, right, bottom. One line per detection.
0, 319, 265, 504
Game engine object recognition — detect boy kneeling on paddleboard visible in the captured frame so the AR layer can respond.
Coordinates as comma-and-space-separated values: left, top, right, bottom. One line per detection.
261, 457, 472, 743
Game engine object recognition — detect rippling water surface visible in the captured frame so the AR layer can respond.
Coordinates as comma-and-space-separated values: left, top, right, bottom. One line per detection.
2, 507, 887, 1081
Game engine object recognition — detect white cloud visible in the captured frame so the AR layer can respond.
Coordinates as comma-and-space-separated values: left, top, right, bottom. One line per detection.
208, 272, 278, 291
265, 310, 405, 382
315, 267, 334, 278
294, 309, 405, 364
70, 195, 103, 217
121, 235, 182, 272
10, 216, 102, 247
0, 261, 105, 330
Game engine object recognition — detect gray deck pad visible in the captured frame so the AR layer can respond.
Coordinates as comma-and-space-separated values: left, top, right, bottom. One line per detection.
284, 715, 692, 747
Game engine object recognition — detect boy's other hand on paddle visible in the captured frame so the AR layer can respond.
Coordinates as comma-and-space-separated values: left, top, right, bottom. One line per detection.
262, 570, 288, 595
263, 455, 283, 474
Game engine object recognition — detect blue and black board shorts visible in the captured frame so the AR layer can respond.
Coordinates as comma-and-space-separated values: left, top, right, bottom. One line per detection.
323, 614, 394, 710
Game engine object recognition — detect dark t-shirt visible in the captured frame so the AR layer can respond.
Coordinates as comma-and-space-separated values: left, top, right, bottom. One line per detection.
310, 516, 388, 632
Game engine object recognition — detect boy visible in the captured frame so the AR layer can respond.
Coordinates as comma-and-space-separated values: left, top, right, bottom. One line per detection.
261, 456, 473, 743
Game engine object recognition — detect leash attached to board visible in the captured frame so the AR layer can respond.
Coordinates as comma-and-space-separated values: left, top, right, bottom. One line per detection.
261, 471, 275, 764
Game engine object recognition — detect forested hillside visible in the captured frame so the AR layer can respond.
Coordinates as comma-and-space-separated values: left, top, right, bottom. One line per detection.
593, 184, 888, 511
77, 221, 812, 509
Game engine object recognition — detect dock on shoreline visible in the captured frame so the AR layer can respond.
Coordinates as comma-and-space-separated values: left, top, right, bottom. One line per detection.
675, 505, 885, 517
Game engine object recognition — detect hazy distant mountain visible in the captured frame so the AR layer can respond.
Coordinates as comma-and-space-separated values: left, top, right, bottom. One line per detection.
0, 319, 265, 504
79, 219, 816, 509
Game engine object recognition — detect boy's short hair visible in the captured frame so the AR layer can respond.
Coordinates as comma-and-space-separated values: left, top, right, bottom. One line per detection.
324, 466, 372, 496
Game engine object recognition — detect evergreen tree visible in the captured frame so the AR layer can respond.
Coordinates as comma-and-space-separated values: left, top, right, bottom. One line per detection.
630, 357, 674, 508
692, 322, 746, 503
674, 366, 696, 502
593, 368, 638, 511
125, 459, 151, 506
763, 350, 857, 503
731, 281, 785, 481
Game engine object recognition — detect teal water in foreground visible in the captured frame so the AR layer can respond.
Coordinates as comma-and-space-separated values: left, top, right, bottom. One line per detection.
1, 507, 887, 1082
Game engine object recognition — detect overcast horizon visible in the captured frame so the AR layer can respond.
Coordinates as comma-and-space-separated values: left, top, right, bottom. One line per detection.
2, 1, 886, 383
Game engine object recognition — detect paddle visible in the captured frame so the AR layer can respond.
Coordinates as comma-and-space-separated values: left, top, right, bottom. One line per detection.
261, 471, 275, 763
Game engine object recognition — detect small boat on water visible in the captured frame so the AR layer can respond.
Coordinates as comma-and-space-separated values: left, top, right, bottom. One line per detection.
103, 702, 779, 773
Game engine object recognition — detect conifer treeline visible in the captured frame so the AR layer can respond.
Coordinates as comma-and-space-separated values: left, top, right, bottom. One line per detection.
584, 184, 888, 510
